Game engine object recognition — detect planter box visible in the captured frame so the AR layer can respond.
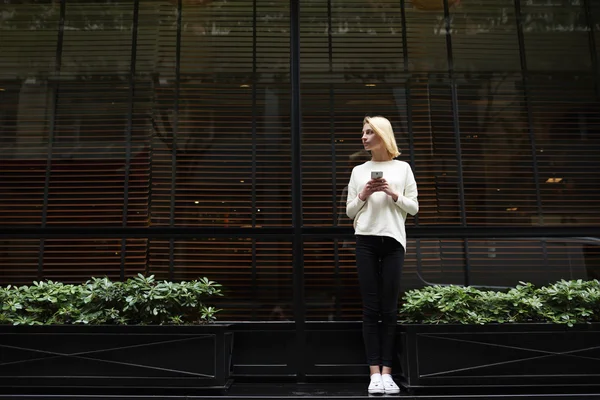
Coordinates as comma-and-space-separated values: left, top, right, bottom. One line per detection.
0, 324, 232, 393
399, 323, 600, 391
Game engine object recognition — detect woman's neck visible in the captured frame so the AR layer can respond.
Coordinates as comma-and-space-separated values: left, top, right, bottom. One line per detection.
370, 150, 392, 162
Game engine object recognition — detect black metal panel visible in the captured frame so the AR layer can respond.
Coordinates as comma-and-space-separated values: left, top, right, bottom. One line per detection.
230, 323, 297, 377
0, 325, 232, 392
304, 322, 368, 378
230, 322, 403, 380
400, 323, 600, 390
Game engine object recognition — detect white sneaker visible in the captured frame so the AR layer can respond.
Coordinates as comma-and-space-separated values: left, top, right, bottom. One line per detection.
368, 373, 384, 395
382, 374, 400, 394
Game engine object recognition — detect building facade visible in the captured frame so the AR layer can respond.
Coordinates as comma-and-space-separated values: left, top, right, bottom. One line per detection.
1, 0, 599, 321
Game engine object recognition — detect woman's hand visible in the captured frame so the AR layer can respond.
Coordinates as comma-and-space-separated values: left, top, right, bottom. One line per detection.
358, 179, 379, 201
378, 178, 399, 201
359, 178, 399, 201
359, 178, 398, 201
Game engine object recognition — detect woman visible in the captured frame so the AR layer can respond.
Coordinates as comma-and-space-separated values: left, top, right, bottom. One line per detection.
346, 115, 419, 395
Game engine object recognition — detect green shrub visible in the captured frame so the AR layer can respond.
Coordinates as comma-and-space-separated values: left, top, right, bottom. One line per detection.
0, 274, 222, 326
399, 279, 600, 327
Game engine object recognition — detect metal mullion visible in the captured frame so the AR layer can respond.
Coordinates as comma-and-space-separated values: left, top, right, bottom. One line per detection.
120, 0, 140, 281
251, 239, 258, 320
290, 0, 305, 382
583, 0, 600, 99
443, 0, 470, 286
328, 0, 336, 227
252, 0, 258, 229
400, 0, 409, 72
400, 0, 424, 280
514, 0, 547, 265
326, 0, 341, 320
38, 0, 66, 279
251, 0, 258, 321
168, 0, 183, 281
404, 85, 424, 280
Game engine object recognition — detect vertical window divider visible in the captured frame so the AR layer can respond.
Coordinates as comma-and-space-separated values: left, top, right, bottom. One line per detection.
120, 0, 140, 281
251, 0, 258, 321
327, 0, 341, 320
583, 0, 600, 99
400, 0, 424, 279
168, 0, 183, 281
514, 0, 548, 264
38, 0, 65, 280
443, 0, 470, 286
290, 0, 306, 382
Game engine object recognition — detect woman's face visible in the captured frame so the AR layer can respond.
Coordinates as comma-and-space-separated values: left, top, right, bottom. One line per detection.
362, 123, 382, 152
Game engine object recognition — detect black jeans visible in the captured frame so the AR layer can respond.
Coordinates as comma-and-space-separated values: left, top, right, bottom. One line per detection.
355, 235, 405, 367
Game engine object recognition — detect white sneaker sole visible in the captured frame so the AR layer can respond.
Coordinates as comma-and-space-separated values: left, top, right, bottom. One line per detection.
368, 388, 385, 395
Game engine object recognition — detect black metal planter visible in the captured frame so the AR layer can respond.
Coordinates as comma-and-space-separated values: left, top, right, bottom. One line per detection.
399, 323, 600, 392
0, 324, 233, 394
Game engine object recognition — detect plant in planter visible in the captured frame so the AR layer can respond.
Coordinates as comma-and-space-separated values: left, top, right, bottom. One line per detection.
0, 274, 222, 326
0, 274, 232, 393
397, 280, 600, 392
399, 279, 600, 326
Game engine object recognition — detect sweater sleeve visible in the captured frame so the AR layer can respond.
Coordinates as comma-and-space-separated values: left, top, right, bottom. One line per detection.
346, 168, 366, 220
394, 165, 419, 216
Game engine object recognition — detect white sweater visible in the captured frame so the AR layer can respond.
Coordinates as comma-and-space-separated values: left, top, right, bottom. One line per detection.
346, 160, 419, 251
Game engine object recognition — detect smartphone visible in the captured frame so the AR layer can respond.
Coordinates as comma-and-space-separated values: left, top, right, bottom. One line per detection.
371, 171, 383, 180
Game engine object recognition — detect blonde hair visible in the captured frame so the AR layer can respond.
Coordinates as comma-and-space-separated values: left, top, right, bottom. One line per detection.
363, 115, 401, 158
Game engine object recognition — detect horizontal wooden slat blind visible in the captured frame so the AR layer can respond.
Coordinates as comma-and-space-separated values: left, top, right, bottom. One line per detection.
467, 238, 597, 287
0, 1, 58, 226
0, 240, 40, 285
411, 78, 463, 225
150, 0, 291, 229
530, 74, 600, 225
49, 82, 150, 226
42, 238, 146, 282
0, 82, 47, 226
457, 74, 538, 225
304, 240, 360, 321
148, 239, 293, 320
415, 239, 465, 286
